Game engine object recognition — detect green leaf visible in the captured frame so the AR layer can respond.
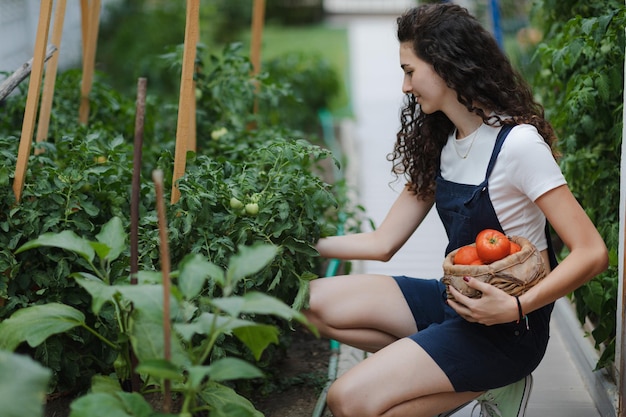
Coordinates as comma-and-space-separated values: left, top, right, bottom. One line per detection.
129, 319, 189, 367
188, 358, 263, 386
116, 285, 180, 323
69, 392, 153, 417
581, 279, 604, 315
0, 350, 51, 417
292, 278, 311, 312
197, 381, 263, 417
75, 277, 119, 315
135, 359, 185, 382
15, 230, 95, 262
232, 324, 280, 361
0, 303, 85, 351
178, 254, 224, 299
89, 374, 123, 394
226, 244, 277, 287
211, 291, 306, 322
95, 217, 126, 262
174, 312, 260, 341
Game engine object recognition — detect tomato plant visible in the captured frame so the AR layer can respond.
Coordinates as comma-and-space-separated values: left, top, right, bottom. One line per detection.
0, 41, 361, 399
531, 0, 624, 369
475, 229, 510, 264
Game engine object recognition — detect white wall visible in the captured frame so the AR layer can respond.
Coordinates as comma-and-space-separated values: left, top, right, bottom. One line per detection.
0, 0, 119, 74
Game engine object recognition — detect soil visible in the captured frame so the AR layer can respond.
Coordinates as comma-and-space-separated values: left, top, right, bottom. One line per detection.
44, 330, 335, 417
248, 330, 335, 417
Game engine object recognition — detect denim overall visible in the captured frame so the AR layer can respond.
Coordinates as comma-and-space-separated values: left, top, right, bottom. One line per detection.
395, 124, 556, 392
434, 123, 558, 267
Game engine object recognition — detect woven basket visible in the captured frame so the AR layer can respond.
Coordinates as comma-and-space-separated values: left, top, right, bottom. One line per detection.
441, 236, 547, 299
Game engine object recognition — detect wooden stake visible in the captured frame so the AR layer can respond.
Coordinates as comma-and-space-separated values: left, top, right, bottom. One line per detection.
188, 16, 200, 154
618, 15, 626, 415
130, 77, 147, 285
250, 0, 266, 115
13, 0, 54, 203
80, 0, 89, 58
128, 79, 147, 393
153, 169, 172, 412
35, 0, 67, 153
79, 0, 101, 125
250, 0, 266, 77
171, 0, 200, 204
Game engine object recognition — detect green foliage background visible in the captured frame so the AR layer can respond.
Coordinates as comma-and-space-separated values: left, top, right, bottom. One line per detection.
531, 0, 625, 369
0, 39, 348, 394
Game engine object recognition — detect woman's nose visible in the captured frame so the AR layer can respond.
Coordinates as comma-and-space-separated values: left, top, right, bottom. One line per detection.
402, 78, 412, 94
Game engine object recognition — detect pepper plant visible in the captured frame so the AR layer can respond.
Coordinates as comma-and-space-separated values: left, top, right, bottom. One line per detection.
0, 217, 314, 416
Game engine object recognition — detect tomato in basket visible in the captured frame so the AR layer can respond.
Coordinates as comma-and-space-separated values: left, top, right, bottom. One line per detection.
453, 245, 480, 265
475, 229, 511, 264
509, 241, 522, 255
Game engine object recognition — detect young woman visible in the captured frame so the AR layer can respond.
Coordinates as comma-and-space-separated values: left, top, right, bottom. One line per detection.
303, 4, 608, 417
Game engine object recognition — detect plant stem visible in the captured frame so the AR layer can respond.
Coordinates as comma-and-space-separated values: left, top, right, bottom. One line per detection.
80, 324, 118, 350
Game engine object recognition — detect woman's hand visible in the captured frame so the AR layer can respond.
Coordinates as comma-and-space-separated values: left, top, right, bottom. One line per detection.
446, 277, 519, 325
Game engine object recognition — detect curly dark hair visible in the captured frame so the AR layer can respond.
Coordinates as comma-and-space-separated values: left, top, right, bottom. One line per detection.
390, 3, 557, 199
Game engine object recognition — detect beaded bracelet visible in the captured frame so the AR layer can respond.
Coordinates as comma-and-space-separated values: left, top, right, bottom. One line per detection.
515, 296, 529, 330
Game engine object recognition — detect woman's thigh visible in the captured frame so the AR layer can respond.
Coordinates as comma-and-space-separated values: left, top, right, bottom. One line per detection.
327, 338, 456, 417
306, 274, 418, 339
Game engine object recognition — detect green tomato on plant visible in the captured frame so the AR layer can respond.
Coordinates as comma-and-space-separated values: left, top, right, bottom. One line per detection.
245, 203, 259, 216
230, 197, 244, 210
211, 127, 228, 141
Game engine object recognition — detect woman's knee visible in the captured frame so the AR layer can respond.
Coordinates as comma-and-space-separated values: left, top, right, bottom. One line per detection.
327, 377, 376, 417
302, 280, 331, 333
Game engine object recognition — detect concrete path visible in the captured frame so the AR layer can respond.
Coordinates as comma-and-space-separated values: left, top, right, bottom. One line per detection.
332, 13, 605, 417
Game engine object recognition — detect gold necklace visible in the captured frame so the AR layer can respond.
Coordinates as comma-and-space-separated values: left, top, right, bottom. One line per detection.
452, 125, 481, 159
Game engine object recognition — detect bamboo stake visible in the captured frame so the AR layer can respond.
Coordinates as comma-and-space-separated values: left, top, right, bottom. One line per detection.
153, 169, 172, 412
35, 0, 67, 153
79, 0, 101, 125
12, 0, 54, 203
171, 0, 200, 204
0, 44, 56, 103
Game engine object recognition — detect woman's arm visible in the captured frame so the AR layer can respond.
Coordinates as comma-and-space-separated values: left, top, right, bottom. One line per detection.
316, 185, 435, 261
448, 184, 608, 325
518, 184, 609, 313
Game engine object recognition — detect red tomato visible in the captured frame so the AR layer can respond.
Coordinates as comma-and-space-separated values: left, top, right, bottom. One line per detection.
475, 229, 511, 264
509, 241, 522, 255
454, 245, 480, 265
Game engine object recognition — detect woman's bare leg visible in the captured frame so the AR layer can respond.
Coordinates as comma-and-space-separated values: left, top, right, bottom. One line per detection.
303, 274, 419, 352
327, 338, 481, 417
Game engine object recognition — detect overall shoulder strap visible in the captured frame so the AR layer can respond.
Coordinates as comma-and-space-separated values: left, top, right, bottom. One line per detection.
484, 124, 515, 179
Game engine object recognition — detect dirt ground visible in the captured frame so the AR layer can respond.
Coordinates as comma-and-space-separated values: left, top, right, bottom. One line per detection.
249, 330, 335, 417
44, 330, 334, 417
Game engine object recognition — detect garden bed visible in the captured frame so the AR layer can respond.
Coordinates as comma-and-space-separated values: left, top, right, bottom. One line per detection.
43, 329, 333, 417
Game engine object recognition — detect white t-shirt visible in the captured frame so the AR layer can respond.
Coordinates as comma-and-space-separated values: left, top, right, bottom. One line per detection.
439, 123, 566, 251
